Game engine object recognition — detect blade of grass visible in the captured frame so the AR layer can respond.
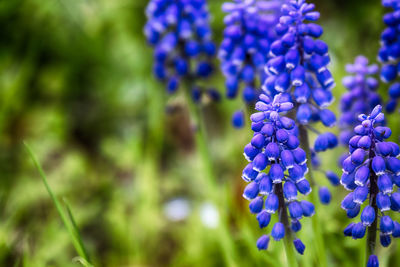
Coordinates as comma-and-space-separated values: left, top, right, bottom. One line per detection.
63, 198, 91, 264
23, 142, 92, 266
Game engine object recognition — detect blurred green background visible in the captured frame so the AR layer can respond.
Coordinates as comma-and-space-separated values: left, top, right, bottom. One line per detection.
1, 0, 399, 266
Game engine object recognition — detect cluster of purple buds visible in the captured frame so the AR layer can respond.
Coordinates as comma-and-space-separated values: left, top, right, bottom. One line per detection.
242, 93, 314, 254
144, 0, 218, 102
263, 0, 339, 203
264, 0, 336, 128
379, 0, 400, 112
220, 0, 282, 128
339, 56, 381, 148
340, 105, 400, 267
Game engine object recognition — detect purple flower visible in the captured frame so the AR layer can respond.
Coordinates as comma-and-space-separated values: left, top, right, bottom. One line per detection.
242, 93, 312, 253
263, 0, 336, 129
220, 0, 283, 127
262, 0, 339, 200
340, 105, 400, 266
379, 0, 400, 113
339, 56, 381, 145
145, 0, 216, 100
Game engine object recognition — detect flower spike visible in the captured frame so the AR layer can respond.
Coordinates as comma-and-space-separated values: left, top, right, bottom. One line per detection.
243, 92, 313, 254
341, 105, 400, 267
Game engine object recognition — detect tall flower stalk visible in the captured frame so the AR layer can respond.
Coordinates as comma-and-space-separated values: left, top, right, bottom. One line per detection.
339, 56, 381, 147
379, 0, 400, 113
261, 0, 340, 264
243, 93, 314, 265
144, 0, 219, 187
219, 0, 282, 128
340, 105, 400, 267
144, 0, 218, 101
144, 1, 237, 264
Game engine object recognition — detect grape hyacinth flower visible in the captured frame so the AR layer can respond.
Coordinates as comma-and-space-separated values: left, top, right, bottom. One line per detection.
379, 0, 400, 113
263, 0, 338, 203
242, 93, 314, 255
339, 56, 381, 147
340, 105, 400, 267
144, 0, 218, 101
219, 0, 282, 127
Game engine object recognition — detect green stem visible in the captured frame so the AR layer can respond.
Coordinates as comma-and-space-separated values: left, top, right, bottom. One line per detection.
183, 87, 217, 191
298, 125, 327, 267
366, 145, 378, 266
182, 87, 237, 266
23, 142, 92, 266
275, 183, 298, 267
63, 198, 91, 264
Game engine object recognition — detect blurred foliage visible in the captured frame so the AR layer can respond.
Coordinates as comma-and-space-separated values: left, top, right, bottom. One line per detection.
1, 0, 400, 266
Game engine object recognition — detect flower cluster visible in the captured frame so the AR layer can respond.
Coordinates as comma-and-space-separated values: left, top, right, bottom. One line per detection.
379, 0, 400, 112
340, 105, 400, 267
144, 0, 217, 101
263, 0, 339, 203
339, 55, 381, 146
264, 0, 336, 129
242, 93, 314, 254
219, 0, 282, 128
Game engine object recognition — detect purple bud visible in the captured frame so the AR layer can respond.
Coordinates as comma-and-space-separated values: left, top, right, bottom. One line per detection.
380, 233, 391, 247
341, 192, 356, 210
249, 196, 264, 214
318, 187, 331, 204
253, 153, 269, 172
271, 222, 285, 241
325, 171, 340, 186
269, 164, 284, 183
243, 182, 259, 200
386, 157, 400, 175
378, 174, 393, 194
276, 129, 289, 143
381, 215, 394, 234
377, 192, 391, 212
344, 223, 355, 236
372, 156, 386, 176
367, 255, 379, 267
265, 193, 279, 214
293, 239, 305, 255
351, 148, 366, 165
355, 165, 370, 186
358, 136, 371, 149
390, 192, 400, 211
256, 210, 271, 228
256, 235, 270, 250
251, 133, 265, 149
351, 222, 366, 239
300, 200, 315, 217
291, 220, 302, 232
296, 179, 311, 195
353, 186, 369, 204
361, 205, 376, 226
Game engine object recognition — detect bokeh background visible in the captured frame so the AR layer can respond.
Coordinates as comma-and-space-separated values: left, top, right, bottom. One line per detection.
1, 0, 399, 266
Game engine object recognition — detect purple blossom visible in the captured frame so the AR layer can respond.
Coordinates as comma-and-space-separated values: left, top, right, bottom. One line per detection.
339, 56, 381, 145
379, 0, 400, 112
243, 93, 313, 253
220, 0, 283, 127
341, 105, 400, 267
144, 0, 217, 100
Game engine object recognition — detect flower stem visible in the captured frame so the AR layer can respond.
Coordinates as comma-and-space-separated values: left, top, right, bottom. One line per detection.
298, 125, 327, 267
366, 148, 378, 265
275, 183, 298, 267
24, 142, 92, 266
182, 85, 236, 266
183, 86, 217, 191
